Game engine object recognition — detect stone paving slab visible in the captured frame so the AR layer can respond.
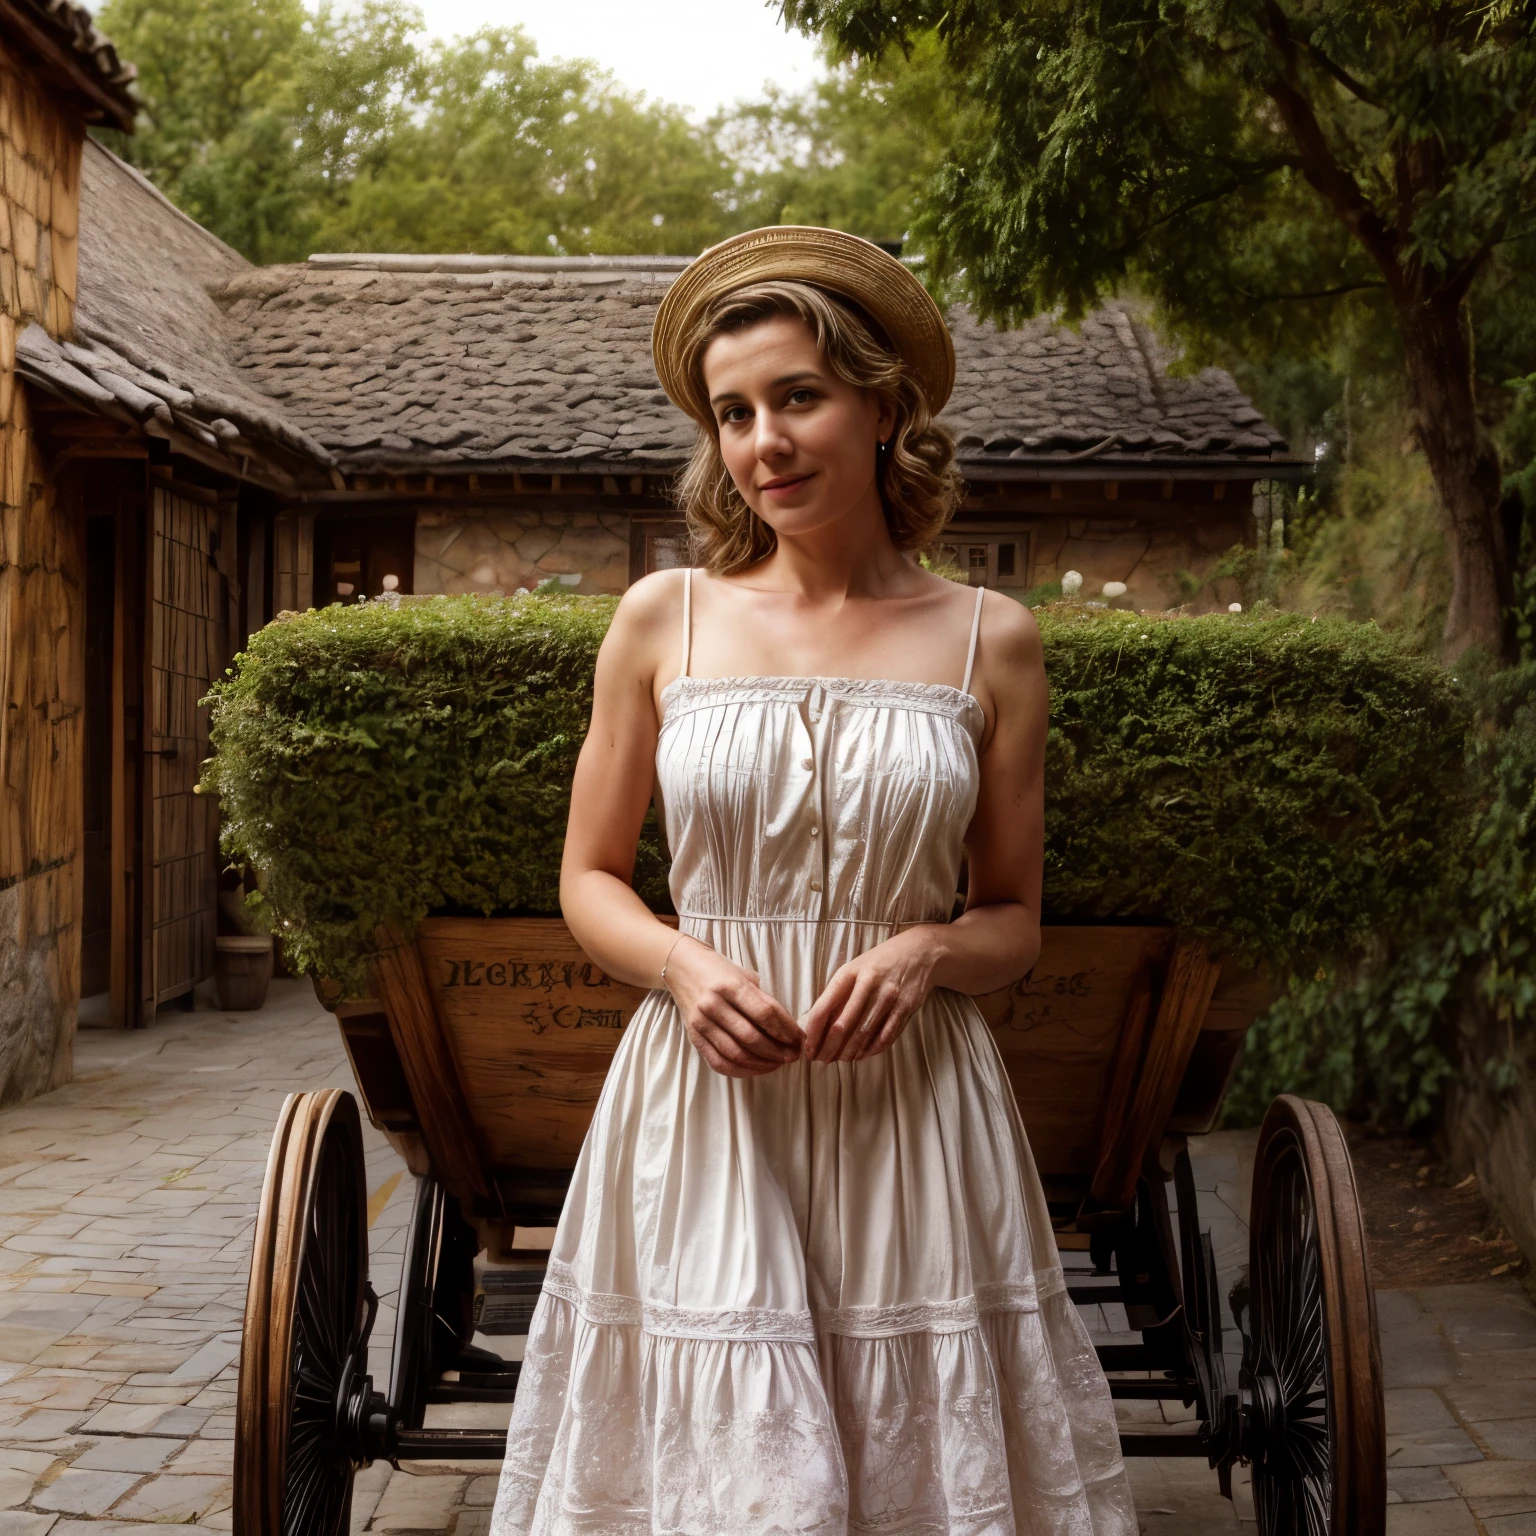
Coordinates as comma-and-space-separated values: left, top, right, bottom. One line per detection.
0, 980, 1525, 1535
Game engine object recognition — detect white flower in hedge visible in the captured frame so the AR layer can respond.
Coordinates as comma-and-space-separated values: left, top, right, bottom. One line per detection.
1102, 581, 1127, 599
1229, 602, 1243, 613
1061, 570, 1084, 598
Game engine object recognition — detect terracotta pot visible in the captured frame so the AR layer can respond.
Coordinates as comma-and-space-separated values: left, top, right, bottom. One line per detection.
216, 935, 274, 1011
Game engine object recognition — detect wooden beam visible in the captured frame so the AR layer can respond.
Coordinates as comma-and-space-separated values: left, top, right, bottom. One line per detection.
1104, 481, 1119, 501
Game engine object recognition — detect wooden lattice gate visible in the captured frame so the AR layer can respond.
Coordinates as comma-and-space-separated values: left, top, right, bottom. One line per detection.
143, 481, 227, 1011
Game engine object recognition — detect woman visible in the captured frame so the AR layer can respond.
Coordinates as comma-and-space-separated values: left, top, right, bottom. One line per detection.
490, 228, 1135, 1536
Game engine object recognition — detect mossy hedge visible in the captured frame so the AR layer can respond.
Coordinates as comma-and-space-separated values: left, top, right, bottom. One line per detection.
203, 594, 1470, 994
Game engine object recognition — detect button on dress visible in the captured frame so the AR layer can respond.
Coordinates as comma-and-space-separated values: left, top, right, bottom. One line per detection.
491, 580, 1135, 1536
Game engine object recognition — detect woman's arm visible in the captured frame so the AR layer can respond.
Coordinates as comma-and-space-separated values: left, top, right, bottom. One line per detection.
561, 572, 803, 1077
800, 594, 1047, 1061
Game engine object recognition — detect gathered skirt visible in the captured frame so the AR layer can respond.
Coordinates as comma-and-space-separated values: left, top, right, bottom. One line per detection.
489, 918, 1136, 1536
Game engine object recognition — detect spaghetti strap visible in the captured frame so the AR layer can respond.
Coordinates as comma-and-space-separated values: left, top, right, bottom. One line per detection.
960, 585, 985, 695
679, 567, 693, 680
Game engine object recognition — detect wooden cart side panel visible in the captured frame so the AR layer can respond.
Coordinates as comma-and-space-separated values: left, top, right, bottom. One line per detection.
416, 916, 673, 1171
1096, 933, 1224, 1207
1166, 957, 1271, 1136
974, 926, 1177, 1185
369, 928, 490, 1204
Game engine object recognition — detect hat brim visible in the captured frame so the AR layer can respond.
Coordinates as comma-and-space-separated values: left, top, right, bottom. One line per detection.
652, 226, 955, 427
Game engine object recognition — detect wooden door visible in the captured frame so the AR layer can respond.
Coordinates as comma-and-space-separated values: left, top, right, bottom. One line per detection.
143, 481, 226, 1011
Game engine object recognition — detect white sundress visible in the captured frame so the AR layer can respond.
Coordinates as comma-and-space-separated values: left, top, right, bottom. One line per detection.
490, 577, 1136, 1536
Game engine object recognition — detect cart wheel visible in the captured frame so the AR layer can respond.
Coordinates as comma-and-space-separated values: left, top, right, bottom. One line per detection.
236, 1091, 376, 1536
1246, 1096, 1385, 1536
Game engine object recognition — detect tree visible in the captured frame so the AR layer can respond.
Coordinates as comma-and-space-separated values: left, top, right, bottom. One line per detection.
95, 1, 741, 260
782, 0, 1536, 661
315, 29, 737, 256
95, 0, 419, 262
719, 35, 964, 243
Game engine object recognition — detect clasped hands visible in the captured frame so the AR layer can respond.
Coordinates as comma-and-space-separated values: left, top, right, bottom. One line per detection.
662, 931, 936, 1078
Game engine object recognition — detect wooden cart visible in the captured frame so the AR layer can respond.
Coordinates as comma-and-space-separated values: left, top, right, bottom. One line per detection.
235, 918, 1385, 1536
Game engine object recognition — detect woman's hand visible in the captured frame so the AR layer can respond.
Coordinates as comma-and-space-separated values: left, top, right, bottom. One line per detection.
663, 935, 804, 1078
801, 929, 939, 1064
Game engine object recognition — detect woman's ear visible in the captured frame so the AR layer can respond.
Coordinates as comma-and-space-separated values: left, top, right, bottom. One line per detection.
876, 392, 898, 445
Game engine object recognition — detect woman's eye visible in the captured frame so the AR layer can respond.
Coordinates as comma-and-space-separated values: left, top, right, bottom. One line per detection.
720, 406, 749, 425
788, 389, 815, 405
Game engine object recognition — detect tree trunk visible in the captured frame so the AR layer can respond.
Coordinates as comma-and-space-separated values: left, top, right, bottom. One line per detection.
1397, 294, 1512, 664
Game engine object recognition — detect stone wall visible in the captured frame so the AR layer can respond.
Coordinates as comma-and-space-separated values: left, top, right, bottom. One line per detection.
410, 497, 1255, 611
415, 506, 631, 595
1025, 502, 1255, 611
0, 40, 86, 1102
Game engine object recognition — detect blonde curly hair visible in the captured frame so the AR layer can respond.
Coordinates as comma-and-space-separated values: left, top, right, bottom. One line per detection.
673, 280, 964, 574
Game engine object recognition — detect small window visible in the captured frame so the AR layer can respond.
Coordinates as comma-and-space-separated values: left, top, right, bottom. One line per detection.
936, 535, 1029, 590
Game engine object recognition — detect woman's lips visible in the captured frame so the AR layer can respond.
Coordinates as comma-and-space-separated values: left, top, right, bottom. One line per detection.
760, 473, 814, 495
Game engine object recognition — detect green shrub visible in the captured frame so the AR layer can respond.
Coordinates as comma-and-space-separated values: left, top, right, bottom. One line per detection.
204, 594, 1469, 996
1225, 651, 1536, 1129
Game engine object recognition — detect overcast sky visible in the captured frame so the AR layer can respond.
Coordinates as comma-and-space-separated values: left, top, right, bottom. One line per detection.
410, 0, 824, 118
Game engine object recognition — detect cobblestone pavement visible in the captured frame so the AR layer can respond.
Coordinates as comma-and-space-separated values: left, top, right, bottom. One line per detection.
0, 981, 1527, 1536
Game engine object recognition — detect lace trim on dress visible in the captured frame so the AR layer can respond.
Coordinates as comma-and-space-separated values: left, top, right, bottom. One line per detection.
544, 1261, 818, 1343
644, 1301, 817, 1344
542, 1261, 641, 1326
543, 1261, 1066, 1343
822, 1274, 1058, 1338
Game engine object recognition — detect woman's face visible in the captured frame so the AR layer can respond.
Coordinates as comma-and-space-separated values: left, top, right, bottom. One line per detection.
701, 314, 895, 541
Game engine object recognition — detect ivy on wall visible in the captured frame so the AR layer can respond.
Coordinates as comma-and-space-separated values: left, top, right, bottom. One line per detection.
204, 594, 1468, 1011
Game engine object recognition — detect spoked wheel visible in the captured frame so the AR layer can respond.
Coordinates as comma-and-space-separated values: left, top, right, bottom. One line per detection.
1245, 1096, 1385, 1536
236, 1091, 380, 1536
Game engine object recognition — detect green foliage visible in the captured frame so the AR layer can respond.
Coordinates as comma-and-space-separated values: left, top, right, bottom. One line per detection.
721, 35, 964, 244
781, 1, 1536, 342
1038, 606, 1467, 975
95, 0, 420, 262
204, 596, 1467, 998
313, 29, 739, 257
95, 0, 741, 260
202, 595, 672, 991
1227, 652, 1536, 1128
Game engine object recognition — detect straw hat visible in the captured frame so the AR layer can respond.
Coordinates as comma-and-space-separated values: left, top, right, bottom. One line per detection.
651, 226, 956, 427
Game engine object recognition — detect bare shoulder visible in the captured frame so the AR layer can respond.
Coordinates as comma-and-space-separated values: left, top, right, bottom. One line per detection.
595, 568, 687, 691
978, 592, 1044, 675
973, 593, 1045, 744
603, 568, 686, 649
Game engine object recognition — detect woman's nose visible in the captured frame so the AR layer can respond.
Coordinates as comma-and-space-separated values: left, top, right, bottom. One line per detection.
755, 413, 794, 459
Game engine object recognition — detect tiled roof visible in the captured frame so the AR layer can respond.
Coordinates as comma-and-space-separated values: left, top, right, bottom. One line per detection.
24, 151, 1296, 484
11, 0, 137, 128
16, 142, 334, 468
219, 254, 1292, 476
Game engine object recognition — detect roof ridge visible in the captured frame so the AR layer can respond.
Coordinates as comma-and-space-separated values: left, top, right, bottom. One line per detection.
306, 253, 695, 274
